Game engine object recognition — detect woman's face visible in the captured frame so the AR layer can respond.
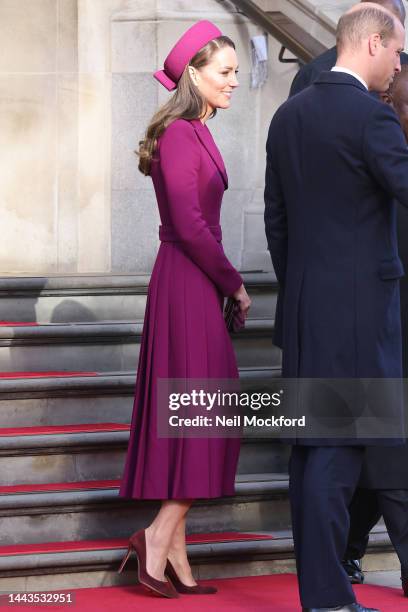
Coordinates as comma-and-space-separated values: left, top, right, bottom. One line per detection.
191, 45, 239, 112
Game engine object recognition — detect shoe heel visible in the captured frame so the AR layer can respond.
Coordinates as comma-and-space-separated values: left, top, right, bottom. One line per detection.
118, 545, 132, 574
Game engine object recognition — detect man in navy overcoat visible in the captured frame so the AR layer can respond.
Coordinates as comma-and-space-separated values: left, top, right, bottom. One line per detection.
264, 3, 408, 611
289, 0, 408, 596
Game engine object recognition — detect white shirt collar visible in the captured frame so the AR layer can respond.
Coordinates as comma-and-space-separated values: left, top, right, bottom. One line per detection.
331, 66, 368, 90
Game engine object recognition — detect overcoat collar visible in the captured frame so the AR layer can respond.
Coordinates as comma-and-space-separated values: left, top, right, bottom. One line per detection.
314, 70, 368, 93
190, 119, 228, 189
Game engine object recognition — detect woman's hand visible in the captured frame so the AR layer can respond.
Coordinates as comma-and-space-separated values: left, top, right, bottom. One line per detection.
232, 284, 251, 318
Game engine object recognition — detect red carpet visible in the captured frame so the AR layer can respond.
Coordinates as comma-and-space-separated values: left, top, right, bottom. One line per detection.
0, 574, 407, 611
185, 532, 273, 544
0, 479, 122, 494
0, 371, 98, 379
0, 533, 273, 557
0, 423, 129, 437
0, 321, 38, 326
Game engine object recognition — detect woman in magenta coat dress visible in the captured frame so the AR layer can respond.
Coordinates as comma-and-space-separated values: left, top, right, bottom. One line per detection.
117, 20, 251, 598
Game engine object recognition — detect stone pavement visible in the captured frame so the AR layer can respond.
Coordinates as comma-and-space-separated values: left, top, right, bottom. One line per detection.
365, 570, 402, 589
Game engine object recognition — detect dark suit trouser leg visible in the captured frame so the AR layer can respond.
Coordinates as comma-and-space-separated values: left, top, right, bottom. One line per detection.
289, 445, 307, 581
378, 489, 408, 574
289, 445, 365, 608
346, 488, 382, 559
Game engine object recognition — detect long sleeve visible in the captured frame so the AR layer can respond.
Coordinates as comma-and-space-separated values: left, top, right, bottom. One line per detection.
264, 117, 288, 287
159, 120, 242, 297
363, 103, 408, 207
264, 116, 288, 349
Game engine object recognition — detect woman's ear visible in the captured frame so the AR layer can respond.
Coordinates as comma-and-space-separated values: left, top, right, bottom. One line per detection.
188, 65, 199, 86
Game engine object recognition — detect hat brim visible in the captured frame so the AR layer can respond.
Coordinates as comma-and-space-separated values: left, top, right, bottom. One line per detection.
154, 70, 177, 91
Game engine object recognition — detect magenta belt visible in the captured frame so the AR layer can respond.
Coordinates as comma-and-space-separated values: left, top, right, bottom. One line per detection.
159, 224, 222, 243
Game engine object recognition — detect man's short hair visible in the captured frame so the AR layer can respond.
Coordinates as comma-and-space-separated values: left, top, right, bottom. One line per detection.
361, 0, 406, 24
337, 6, 396, 54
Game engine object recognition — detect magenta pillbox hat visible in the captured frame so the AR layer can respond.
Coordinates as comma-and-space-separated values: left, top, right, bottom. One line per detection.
154, 20, 223, 91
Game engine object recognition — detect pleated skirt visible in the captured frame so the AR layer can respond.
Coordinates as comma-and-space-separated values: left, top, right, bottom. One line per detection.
118, 242, 241, 499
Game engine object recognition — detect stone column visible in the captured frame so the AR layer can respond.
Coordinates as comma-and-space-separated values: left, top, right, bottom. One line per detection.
0, 0, 79, 273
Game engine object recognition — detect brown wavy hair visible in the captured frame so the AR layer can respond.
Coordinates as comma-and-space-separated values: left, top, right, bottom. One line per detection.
138, 35, 235, 176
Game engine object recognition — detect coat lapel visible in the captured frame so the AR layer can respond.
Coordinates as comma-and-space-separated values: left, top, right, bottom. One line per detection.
191, 119, 228, 189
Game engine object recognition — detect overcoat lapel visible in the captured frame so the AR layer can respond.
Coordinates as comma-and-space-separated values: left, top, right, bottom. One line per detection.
191, 119, 228, 189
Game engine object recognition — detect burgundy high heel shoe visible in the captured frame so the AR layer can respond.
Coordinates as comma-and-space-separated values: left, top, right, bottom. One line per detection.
165, 559, 217, 594
118, 529, 179, 599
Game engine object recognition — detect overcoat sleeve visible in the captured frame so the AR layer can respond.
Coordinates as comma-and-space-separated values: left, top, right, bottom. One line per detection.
363, 103, 408, 206
264, 115, 288, 348
159, 120, 242, 297
264, 116, 288, 287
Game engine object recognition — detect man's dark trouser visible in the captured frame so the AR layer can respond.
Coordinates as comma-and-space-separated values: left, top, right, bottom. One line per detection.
289, 445, 365, 608
347, 487, 408, 574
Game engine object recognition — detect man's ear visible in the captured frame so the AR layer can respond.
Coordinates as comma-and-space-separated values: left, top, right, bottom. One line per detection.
380, 92, 393, 106
368, 32, 382, 56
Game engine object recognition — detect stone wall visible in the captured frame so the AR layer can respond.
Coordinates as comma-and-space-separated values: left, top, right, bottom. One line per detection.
7, 0, 392, 275
0, 0, 79, 273
110, 1, 300, 274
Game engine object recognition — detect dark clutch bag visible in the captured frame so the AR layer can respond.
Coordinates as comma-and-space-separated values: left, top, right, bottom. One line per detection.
224, 297, 245, 333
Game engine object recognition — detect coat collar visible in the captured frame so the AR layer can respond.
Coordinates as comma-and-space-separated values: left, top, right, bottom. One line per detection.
314, 70, 369, 93
190, 119, 228, 189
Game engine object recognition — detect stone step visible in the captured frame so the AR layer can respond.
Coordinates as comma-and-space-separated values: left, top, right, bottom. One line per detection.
0, 423, 290, 485
0, 322, 139, 373
0, 273, 277, 323
0, 531, 290, 584
0, 527, 396, 590
0, 367, 282, 428
0, 275, 151, 323
0, 319, 280, 372
0, 474, 290, 546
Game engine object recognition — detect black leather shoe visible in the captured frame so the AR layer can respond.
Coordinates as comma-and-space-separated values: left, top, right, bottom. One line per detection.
302, 604, 380, 611
342, 558, 364, 584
